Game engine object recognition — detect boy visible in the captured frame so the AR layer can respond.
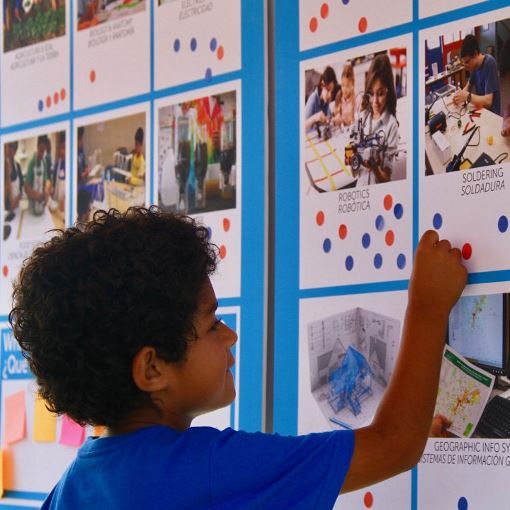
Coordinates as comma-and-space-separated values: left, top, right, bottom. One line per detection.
10, 207, 467, 509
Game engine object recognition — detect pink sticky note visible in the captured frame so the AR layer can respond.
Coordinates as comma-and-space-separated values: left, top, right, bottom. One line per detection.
4, 391, 26, 445
59, 415, 85, 447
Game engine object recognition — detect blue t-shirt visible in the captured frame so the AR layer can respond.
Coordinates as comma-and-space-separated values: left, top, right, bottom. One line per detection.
41, 425, 354, 509
469, 54, 501, 115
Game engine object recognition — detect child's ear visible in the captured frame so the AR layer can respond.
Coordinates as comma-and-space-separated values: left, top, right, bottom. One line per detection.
132, 346, 170, 392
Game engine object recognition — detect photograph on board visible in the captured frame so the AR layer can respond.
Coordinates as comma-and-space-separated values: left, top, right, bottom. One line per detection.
424, 18, 510, 176
303, 47, 408, 191
77, 0, 145, 30
3, 130, 66, 243
76, 112, 146, 223
158, 90, 237, 215
3, 0, 65, 52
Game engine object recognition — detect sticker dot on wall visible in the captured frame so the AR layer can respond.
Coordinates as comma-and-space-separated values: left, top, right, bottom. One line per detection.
60, 88, 66, 101
342, 0, 350, 4
217, 45, 224, 60
363, 491, 374, 508
397, 253, 406, 269
375, 215, 385, 231
359, 17, 368, 33
190, 38, 197, 51
53, 92, 59, 105
383, 194, 393, 210
223, 218, 231, 232
385, 230, 395, 246
338, 224, 348, 239
90, 70, 96, 83
219, 245, 227, 259
362, 233, 371, 249
205, 68, 213, 81
433, 212, 443, 230
38, 100, 44, 112
320, 3, 329, 18
2, 266, 8, 277
498, 215, 508, 233
309, 17, 318, 32
462, 243, 472, 260
394, 203, 403, 219
323, 238, 332, 253
316, 211, 325, 226
46, 96, 52, 108
374, 253, 383, 269
206, 227, 212, 239
345, 255, 354, 271
173, 38, 181, 52
210, 37, 217, 51
458, 496, 468, 510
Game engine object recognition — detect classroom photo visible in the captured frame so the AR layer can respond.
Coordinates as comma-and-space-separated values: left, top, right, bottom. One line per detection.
77, 0, 145, 30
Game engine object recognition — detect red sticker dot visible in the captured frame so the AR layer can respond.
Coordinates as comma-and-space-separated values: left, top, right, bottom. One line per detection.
385, 230, 395, 246
358, 16, 368, 33
462, 243, 472, 260
316, 211, 325, 226
383, 194, 393, 210
364, 491, 374, 508
309, 17, 318, 32
217, 46, 224, 60
320, 3, 329, 18
223, 218, 231, 232
2, 266, 8, 278
90, 70, 96, 83
46, 96, 52, 108
219, 245, 227, 259
338, 224, 348, 240
60, 88, 66, 101
53, 92, 59, 105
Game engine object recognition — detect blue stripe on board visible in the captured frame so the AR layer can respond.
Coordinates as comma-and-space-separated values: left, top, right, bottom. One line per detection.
3, 491, 46, 501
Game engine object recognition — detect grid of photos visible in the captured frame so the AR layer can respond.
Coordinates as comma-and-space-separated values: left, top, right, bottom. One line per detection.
303, 47, 408, 192
158, 90, 237, 215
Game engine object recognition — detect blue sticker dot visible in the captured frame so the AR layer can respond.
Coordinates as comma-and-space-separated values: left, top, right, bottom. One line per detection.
394, 203, 404, 219
498, 215, 508, 233
397, 253, 406, 269
323, 238, 332, 253
362, 233, 371, 249
433, 213, 443, 230
374, 253, 383, 269
458, 497, 468, 510
375, 215, 385, 231
206, 227, 212, 239
190, 38, 197, 51
342, 0, 349, 4
38, 100, 44, 112
345, 256, 354, 271
173, 38, 181, 52
205, 68, 213, 81
210, 37, 217, 51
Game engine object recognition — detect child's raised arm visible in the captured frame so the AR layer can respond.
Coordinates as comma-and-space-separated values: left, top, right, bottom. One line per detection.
341, 230, 467, 493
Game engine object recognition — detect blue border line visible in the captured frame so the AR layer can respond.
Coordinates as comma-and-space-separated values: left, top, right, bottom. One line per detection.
3, 492, 45, 502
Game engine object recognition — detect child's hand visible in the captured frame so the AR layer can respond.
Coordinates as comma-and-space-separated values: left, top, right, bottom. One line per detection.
408, 230, 467, 320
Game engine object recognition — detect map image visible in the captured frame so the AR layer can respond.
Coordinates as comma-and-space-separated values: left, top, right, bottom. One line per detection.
434, 346, 495, 437
449, 294, 504, 369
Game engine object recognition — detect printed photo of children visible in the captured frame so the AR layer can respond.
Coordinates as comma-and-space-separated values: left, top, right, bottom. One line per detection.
424, 18, 510, 175
3, 130, 66, 243
303, 47, 408, 191
77, 0, 145, 30
158, 90, 237, 215
76, 112, 146, 223
3, 0, 65, 52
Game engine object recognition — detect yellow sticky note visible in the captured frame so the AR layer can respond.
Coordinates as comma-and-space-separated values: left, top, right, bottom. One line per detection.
33, 395, 57, 443
93, 425, 106, 437
0, 450, 3, 497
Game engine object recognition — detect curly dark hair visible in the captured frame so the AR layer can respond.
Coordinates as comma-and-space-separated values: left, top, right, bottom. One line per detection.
9, 207, 217, 427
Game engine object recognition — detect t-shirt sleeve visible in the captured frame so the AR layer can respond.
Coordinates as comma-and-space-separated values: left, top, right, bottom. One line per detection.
483, 57, 499, 95
209, 428, 354, 509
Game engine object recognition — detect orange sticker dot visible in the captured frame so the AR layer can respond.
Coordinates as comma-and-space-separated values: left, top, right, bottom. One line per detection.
316, 211, 325, 226
90, 70, 96, 83
358, 16, 368, 33
60, 88, 66, 101
385, 230, 395, 246
217, 46, 224, 60
309, 16, 318, 32
53, 92, 59, 105
338, 224, 348, 240
364, 491, 374, 508
383, 194, 393, 210
2, 266, 8, 277
46, 96, 52, 108
219, 245, 227, 259
462, 243, 472, 260
223, 218, 231, 232
320, 3, 329, 18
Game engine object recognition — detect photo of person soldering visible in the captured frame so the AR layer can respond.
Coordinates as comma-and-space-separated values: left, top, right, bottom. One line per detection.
76, 113, 146, 223
3, 131, 66, 242
158, 90, 237, 215
424, 19, 510, 176
303, 48, 408, 192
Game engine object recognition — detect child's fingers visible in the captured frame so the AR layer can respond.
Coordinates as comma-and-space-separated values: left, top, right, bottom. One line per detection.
435, 239, 452, 252
449, 247, 462, 260
419, 229, 439, 246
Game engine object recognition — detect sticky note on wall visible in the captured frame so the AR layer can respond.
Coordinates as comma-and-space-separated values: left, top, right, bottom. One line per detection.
33, 395, 57, 442
59, 415, 85, 447
4, 391, 26, 445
